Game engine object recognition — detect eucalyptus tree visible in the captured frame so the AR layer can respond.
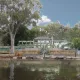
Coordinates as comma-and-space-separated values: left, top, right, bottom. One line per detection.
71, 38, 80, 50
63, 26, 71, 41
2, 25, 31, 46
44, 22, 65, 40
31, 26, 46, 37
0, 0, 41, 54
69, 27, 80, 41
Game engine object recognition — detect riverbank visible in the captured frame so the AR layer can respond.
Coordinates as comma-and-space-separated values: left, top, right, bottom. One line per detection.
0, 54, 80, 61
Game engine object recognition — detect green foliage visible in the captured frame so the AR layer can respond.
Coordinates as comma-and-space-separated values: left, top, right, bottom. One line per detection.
69, 27, 80, 40
0, 0, 41, 53
1, 21, 80, 47
2, 26, 37, 46
0, 0, 41, 33
0, 0, 80, 48
44, 22, 65, 39
31, 26, 44, 37
71, 38, 80, 50
15, 26, 30, 45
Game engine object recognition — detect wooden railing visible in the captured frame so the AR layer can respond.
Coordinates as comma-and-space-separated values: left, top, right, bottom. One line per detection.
49, 49, 76, 56
15, 48, 40, 56
0, 46, 76, 57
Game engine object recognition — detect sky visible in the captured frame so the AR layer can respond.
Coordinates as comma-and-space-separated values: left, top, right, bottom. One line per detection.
39, 0, 80, 26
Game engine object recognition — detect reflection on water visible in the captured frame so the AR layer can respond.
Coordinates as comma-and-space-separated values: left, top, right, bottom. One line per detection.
0, 60, 80, 80
9, 64, 14, 80
54, 61, 78, 80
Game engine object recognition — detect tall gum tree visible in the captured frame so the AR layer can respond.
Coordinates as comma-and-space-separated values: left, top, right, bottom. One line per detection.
0, 0, 41, 54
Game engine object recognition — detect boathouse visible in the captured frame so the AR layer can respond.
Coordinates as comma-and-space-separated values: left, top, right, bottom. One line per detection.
34, 37, 70, 49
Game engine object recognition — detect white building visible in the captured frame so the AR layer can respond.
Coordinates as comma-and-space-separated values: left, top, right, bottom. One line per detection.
34, 37, 70, 49
34, 37, 52, 48
18, 37, 70, 49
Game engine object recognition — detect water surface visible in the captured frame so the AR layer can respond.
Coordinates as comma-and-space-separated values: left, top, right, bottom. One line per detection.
0, 60, 80, 80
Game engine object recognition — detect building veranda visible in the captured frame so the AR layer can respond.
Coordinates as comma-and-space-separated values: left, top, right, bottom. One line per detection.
18, 36, 70, 49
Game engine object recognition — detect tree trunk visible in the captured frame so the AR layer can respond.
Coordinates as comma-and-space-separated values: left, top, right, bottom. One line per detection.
10, 34, 15, 54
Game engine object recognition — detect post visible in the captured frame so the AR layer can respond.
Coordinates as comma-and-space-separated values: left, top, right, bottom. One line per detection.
75, 49, 77, 57
51, 36, 54, 48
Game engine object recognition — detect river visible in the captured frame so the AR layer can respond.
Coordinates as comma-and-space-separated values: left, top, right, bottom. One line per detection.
0, 60, 80, 80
